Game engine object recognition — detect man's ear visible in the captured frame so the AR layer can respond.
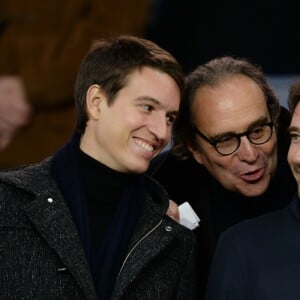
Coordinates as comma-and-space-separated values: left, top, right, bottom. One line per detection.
86, 84, 105, 119
187, 144, 204, 164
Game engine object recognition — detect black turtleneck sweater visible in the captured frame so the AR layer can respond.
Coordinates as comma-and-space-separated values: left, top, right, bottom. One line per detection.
51, 133, 146, 299
79, 150, 125, 249
78, 150, 145, 299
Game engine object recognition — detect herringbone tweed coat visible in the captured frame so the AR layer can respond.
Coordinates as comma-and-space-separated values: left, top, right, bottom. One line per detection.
0, 158, 198, 299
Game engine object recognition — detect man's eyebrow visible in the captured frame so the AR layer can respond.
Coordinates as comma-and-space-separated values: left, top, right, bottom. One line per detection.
135, 96, 160, 104
135, 96, 179, 115
248, 116, 271, 126
288, 126, 300, 133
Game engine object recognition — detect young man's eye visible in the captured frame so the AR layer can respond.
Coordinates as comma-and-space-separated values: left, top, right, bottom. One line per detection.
141, 104, 153, 112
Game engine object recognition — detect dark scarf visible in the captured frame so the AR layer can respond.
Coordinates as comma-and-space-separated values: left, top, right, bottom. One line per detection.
51, 133, 145, 299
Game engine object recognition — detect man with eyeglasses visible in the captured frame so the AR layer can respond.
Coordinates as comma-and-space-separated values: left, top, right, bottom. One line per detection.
193, 122, 274, 157
149, 56, 296, 299
204, 80, 300, 300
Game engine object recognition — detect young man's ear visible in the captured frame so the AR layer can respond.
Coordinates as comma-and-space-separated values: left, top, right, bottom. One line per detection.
86, 84, 105, 119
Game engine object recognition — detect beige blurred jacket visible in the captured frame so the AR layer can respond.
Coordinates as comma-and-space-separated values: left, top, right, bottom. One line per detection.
0, 0, 150, 168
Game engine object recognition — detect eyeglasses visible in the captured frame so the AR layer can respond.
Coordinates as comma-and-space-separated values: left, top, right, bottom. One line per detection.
193, 122, 274, 155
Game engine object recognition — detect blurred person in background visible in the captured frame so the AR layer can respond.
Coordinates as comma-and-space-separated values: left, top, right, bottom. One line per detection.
0, 76, 31, 151
0, 0, 151, 168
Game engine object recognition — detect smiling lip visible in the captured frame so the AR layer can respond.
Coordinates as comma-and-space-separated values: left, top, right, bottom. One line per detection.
240, 168, 265, 183
133, 138, 160, 160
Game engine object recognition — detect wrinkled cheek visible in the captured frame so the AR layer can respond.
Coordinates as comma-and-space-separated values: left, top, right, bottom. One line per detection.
214, 164, 238, 189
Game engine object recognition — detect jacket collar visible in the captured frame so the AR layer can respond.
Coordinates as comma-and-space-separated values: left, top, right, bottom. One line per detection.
0, 157, 97, 299
112, 176, 176, 298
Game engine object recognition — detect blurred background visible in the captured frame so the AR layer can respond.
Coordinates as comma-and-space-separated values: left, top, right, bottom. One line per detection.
1, 0, 299, 168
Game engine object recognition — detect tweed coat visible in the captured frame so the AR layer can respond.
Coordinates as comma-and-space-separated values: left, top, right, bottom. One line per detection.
0, 158, 197, 299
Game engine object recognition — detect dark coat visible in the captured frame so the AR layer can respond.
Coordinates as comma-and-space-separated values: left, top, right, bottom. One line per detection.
0, 158, 197, 299
205, 194, 300, 300
149, 106, 297, 298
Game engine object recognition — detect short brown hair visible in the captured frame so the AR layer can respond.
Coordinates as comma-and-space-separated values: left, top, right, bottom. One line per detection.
74, 35, 184, 134
288, 80, 300, 115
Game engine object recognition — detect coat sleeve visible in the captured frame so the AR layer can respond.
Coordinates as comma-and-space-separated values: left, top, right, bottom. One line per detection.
204, 229, 247, 300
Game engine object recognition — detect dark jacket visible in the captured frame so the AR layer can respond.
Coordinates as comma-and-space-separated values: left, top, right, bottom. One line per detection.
205, 194, 300, 300
0, 157, 197, 299
149, 106, 297, 298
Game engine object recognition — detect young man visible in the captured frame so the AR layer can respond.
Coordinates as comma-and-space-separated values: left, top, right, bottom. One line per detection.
150, 56, 296, 298
204, 80, 300, 300
0, 35, 197, 299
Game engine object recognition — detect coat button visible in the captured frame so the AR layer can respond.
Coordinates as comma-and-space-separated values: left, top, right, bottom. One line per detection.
47, 197, 54, 203
165, 226, 172, 232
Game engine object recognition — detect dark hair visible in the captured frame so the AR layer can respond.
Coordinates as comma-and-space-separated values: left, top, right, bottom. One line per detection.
74, 35, 184, 133
172, 56, 280, 158
288, 80, 300, 115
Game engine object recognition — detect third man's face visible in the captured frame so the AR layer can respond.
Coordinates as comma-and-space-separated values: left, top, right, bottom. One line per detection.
190, 75, 277, 197
287, 102, 300, 196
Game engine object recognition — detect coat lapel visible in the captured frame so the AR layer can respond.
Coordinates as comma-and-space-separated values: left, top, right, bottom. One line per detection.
3, 158, 97, 299
112, 193, 175, 298
22, 186, 97, 299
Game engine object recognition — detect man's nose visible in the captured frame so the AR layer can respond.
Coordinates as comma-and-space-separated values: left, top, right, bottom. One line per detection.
149, 115, 169, 141
237, 136, 259, 162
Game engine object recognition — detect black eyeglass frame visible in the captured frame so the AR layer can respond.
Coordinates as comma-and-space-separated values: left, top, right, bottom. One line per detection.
193, 121, 274, 155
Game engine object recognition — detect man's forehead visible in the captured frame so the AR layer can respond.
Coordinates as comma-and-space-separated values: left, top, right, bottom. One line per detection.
290, 103, 300, 129
294, 102, 300, 115
193, 92, 269, 135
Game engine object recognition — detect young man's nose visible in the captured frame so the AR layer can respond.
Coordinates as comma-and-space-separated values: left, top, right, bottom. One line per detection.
149, 115, 169, 141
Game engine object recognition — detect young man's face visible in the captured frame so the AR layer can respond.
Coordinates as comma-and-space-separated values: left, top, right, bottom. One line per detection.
189, 75, 278, 197
81, 66, 180, 173
287, 102, 300, 196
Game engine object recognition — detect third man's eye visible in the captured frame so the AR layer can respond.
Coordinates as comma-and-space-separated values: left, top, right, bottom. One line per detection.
290, 133, 300, 141
166, 116, 175, 126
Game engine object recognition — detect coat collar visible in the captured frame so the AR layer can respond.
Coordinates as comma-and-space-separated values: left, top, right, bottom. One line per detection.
112, 176, 177, 298
0, 159, 97, 299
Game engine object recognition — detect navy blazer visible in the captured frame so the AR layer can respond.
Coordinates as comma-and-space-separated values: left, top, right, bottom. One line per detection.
205, 195, 300, 300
